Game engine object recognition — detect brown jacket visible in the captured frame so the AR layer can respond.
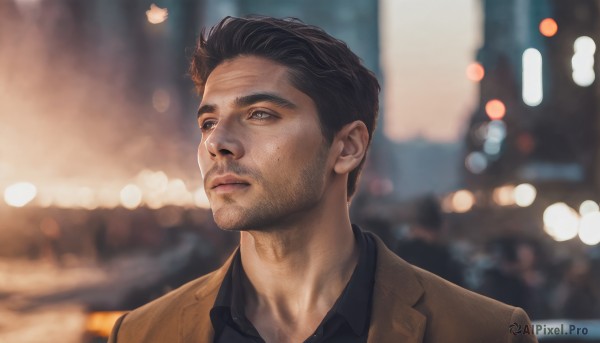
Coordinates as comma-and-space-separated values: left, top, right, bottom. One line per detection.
108, 234, 537, 343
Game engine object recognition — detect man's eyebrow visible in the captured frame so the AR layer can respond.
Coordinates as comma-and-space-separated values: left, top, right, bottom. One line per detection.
197, 104, 216, 119
196, 93, 297, 119
234, 93, 297, 110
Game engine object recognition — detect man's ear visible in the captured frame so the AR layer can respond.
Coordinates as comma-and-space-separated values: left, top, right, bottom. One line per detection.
333, 120, 369, 175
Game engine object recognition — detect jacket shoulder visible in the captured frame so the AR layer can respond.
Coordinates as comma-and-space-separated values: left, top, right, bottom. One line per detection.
411, 263, 535, 342
127, 270, 216, 320
371, 233, 536, 342
108, 265, 226, 343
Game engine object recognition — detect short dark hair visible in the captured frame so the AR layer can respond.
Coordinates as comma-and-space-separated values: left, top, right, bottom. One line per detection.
189, 16, 380, 199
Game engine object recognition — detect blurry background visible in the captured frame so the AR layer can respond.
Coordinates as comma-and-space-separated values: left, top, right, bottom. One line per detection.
1, 0, 600, 342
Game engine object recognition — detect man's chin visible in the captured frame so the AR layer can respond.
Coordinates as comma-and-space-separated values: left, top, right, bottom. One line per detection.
211, 206, 249, 231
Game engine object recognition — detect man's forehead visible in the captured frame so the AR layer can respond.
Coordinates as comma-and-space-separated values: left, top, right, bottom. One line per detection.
204, 56, 291, 94
200, 56, 312, 110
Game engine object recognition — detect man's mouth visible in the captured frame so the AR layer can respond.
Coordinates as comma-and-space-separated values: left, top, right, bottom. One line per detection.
210, 174, 250, 193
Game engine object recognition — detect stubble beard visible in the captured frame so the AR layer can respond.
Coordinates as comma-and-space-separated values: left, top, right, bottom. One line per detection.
210, 146, 329, 232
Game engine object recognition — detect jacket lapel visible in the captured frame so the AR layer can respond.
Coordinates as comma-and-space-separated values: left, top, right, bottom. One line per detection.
178, 237, 427, 343
180, 250, 238, 343
367, 234, 426, 343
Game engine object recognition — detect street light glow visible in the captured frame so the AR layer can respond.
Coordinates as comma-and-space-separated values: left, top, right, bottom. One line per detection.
579, 212, 600, 246
539, 18, 558, 37
146, 4, 168, 24
3, 182, 37, 207
194, 188, 211, 209
465, 152, 487, 174
466, 62, 485, 82
579, 200, 599, 216
514, 183, 536, 207
522, 48, 543, 106
120, 184, 142, 209
493, 185, 515, 206
572, 36, 596, 87
485, 99, 506, 120
543, 203, 579, 241
452, 190, 475, 213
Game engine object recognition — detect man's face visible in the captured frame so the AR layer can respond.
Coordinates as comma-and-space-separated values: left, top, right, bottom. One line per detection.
197, 56, 331, 231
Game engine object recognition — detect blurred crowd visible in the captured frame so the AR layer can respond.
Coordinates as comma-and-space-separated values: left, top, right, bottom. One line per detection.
356, 195, 600, 321
1, 198, 599, 321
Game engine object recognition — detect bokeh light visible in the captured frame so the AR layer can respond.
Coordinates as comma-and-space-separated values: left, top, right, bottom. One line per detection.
485, 99, 506, 120
516, 133, 535, 155
194, 188, 211, 209
75, 186, 97, 210
120, 184, 142, 209
543, 202, 579, 241
572, 36, 596, 87
486, 120, 506, 142
578, 212, 600, 246
514, 183, 536, 207
579, 200, 599, 216
451, 190, 475, 213
97, 187, 121, 209
465, 151, 488, 174
152, 89, 171, 113
466, 62, 485, 82
3, 182, 37, 207
574, 36, 596, 54
539, 18, 558, 37
522, 48, 543, 106
493, 185, 515, 206
86, 311, 127, 338
483, 140, 501, 155
163, 178, 193, 207
572, 70, 595, 87
146, 4, 168, 24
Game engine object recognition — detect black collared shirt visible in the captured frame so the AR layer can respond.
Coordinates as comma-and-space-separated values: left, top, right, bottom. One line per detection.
210, 225, 377, 343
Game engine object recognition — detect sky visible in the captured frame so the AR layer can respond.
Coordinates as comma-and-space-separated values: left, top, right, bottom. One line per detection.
380, 0, 482, 142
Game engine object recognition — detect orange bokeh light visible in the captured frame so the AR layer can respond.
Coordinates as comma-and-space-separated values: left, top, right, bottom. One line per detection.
485, 99, 506, 120
539, 18, 558, 37
466, 62, 485, 82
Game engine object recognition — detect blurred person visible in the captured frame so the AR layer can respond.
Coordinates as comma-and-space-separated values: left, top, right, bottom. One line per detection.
479, 238, 534, 315
555, 259, 600, 319
357, 215, 396, 250
109, 16, 535, 343
39, 216, 63, 265
516, 240, 550, 319
394, 195, 464, 286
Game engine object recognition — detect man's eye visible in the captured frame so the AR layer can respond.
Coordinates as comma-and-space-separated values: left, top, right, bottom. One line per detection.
249, 111, 272, 120
200, 120, 217, 132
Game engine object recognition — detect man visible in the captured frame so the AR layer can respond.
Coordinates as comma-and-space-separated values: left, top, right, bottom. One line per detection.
109, 16, 536, 343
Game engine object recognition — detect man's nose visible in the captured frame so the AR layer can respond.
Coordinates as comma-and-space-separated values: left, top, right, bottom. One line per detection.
203, 120, 244, 160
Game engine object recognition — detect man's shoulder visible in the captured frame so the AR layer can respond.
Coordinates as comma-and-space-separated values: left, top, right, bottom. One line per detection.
405, 260, 533, 341
372, 235, 536, 342
109, 257, 232, 343
374, 232, 517, 315
126, 270, 217, 320
411, 262, 514, 312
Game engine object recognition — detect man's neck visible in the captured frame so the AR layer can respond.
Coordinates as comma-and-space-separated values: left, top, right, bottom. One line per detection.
237, 205, 359, 342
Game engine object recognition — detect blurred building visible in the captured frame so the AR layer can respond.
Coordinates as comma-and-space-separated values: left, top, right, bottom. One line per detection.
390, 138, 462, 200
463, 0, 600, 199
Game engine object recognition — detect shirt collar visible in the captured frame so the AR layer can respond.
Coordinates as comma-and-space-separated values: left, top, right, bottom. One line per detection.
331, 224, 376, 335
210, 224, 376, 337
210, 250, 252, 332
